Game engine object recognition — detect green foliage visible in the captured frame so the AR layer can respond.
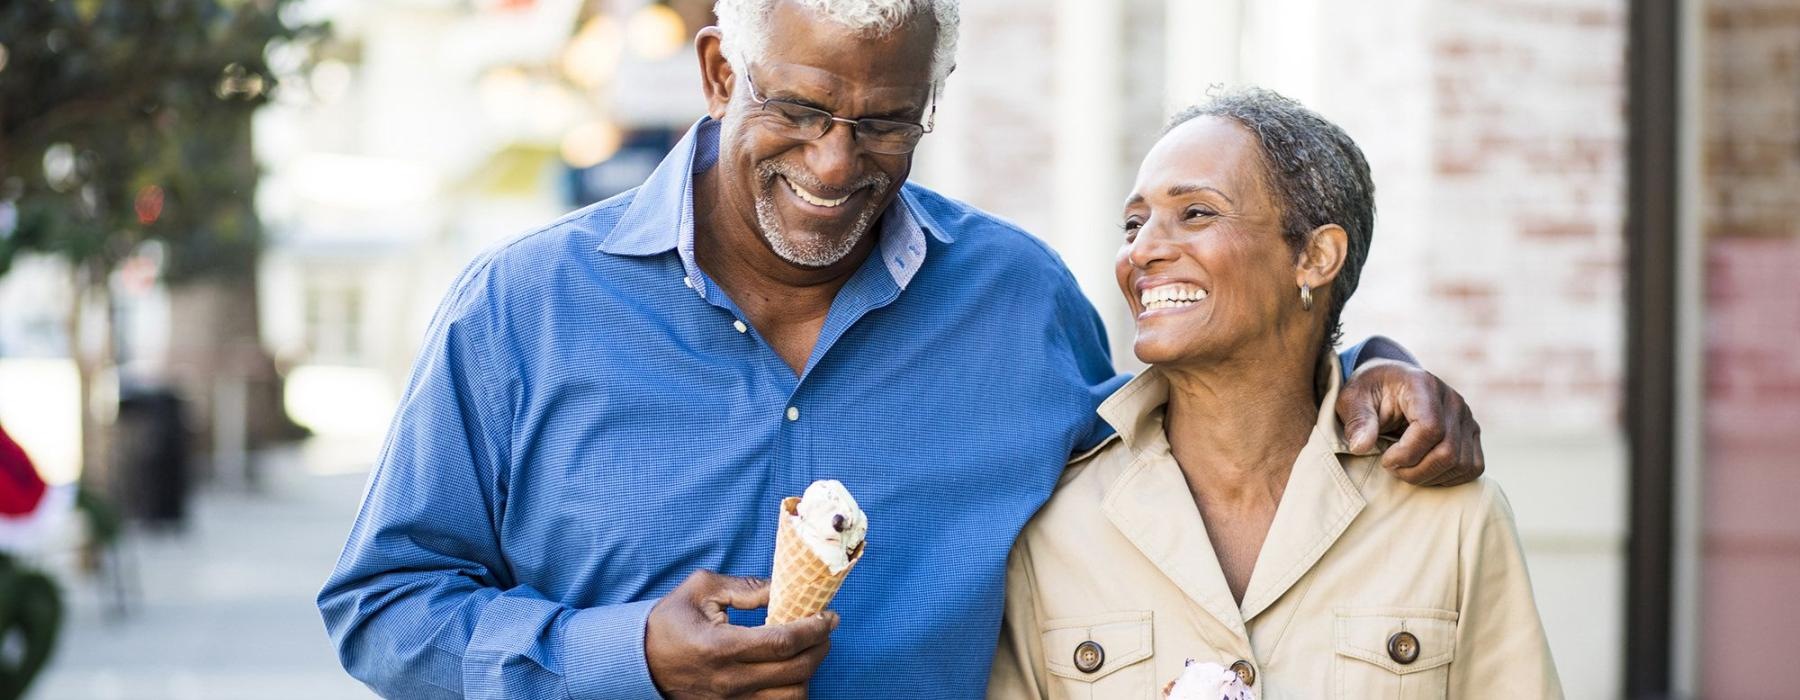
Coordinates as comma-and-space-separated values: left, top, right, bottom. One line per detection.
0, 553, 62, 699
0, 0, 327, 280
74, 485, 120, 548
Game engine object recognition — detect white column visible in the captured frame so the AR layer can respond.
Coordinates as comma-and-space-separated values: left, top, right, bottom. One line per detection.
1163, 0, 1244, 115
1053, 0, 1132, 366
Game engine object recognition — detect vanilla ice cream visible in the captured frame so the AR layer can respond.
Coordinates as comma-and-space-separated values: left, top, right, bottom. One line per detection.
791, 479, 867, 574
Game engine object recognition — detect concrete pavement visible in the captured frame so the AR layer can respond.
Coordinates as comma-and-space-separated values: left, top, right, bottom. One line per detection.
28, 438, 379, 700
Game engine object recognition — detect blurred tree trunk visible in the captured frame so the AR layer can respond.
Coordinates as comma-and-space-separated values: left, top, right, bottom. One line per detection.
164, 277, 298, 487
69, 261, 114, 496
161, 107, 302, 487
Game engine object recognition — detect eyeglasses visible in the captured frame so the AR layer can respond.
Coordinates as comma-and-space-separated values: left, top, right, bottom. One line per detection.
742, 71, 935, 156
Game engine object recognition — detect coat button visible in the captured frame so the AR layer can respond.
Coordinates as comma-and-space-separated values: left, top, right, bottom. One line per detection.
1072, 640, 1104, 673
1230, 659, 1256, 686
1388, 631, 1421, 664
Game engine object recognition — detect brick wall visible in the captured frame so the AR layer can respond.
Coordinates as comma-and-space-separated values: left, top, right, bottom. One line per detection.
1699, 0, 1800, 695
1305, 2, 1630, 695
1329, 0, 1629, 435
912, 0, 1057, 237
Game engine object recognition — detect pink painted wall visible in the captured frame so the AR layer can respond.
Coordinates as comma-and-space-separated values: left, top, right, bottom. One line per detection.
1702, 238, 1800, 697
1699, 1, 1800, 696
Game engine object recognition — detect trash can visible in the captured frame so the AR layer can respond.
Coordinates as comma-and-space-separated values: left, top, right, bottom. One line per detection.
112, 388, 190, 528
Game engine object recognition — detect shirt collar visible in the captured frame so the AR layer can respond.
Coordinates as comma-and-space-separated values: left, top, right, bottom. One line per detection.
1097, 352, 1361, 457
598, 116, 952, 290
1095, 353, 1374, 627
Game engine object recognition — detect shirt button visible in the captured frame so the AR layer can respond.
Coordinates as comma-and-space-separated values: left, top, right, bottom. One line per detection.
785, 406, 800, 421
1072, 640, 1104, 673
1230, 659, 1256, 687
733, 320, 748, 334
1388, 631, 1421, 665
683, 276, 694, 288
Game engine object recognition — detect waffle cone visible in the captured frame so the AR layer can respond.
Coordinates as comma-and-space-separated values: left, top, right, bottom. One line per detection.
766, 496, 864, 625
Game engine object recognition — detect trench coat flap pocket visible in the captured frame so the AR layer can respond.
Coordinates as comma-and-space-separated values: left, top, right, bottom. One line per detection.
1042, 610, 1154, 681
1333, 608, 1458, 675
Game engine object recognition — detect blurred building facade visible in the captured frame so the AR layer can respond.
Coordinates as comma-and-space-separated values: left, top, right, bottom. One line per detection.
255, 0, 710, 436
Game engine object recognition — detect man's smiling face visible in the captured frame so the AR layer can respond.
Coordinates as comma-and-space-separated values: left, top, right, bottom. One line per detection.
708, 0, 937, 269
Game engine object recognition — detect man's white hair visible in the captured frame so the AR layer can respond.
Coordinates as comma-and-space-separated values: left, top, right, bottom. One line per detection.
713, 0, 959, 88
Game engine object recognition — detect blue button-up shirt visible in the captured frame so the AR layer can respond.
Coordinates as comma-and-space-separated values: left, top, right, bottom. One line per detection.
319, 117, 1401, 699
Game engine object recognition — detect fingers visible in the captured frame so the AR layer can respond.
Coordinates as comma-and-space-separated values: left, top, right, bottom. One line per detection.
1392, 435, 1455, 485
648, 571, 836, 698
1379, 412, 1445, 473
708, 617, 832, 697
1456, 402, 1486, 481
1369, 363, 1443, 468
742, 685, 810, 700
710, 574, 773, 612
1423, 403, 1485, 487
1334, 376, 1384, 454
1413, 389, 1481, 486
683, 571, 771, 625
1384, 376, 1487, 487
730, 612, 837, 663
738, 633, 832, 687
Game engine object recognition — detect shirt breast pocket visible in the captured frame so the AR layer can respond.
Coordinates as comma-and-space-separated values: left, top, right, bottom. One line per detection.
1041, 610, 1155, 699
1331, 608, 1458, 700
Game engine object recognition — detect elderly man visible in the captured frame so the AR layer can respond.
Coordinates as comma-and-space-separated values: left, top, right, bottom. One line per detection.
319, 0, 1485, 697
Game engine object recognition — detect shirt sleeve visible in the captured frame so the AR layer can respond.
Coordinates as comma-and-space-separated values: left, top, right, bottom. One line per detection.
316, 270, 661, 700
1337, 334, 1421, 380
1052, 269, 1127, 455
1448, 481, 1564, 697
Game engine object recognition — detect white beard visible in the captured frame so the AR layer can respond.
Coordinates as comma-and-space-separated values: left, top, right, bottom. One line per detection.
753, 160, 891, 268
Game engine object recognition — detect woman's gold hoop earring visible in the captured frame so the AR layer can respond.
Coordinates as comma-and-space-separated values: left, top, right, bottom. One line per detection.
1300, 284, 1314, 311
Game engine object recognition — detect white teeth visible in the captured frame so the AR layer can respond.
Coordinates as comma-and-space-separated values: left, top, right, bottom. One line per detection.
1139, 284, 1208, 310
784, 177, 851, 207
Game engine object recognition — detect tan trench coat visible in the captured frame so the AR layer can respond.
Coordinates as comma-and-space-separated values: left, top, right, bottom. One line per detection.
989, 362, 1562, 699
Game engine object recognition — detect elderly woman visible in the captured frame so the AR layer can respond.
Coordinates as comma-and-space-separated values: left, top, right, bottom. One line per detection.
989, 89, 1561, 698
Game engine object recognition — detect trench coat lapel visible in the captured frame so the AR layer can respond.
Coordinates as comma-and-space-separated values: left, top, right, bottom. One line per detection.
1097, 370, 1250, 638
1239, 360, 1370, 621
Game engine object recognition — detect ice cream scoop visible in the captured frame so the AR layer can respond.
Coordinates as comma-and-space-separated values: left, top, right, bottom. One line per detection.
792, 479, 867, 574
1163, 659, 1255, 700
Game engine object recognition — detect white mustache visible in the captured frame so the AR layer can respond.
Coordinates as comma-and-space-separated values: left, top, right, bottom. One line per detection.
757, 160, 891, 200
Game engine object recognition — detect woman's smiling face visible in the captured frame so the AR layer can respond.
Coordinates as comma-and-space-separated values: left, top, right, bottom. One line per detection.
1116, 116, 1310, 368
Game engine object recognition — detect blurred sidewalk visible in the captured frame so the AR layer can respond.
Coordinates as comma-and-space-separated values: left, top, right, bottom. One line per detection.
28, 438, 380, 700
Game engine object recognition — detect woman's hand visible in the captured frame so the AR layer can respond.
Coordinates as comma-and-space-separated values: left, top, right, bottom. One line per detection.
1336, 359, 1485, 486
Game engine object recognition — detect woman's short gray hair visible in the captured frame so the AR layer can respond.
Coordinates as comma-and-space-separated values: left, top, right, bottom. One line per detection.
1169, 88, 1375, 349
713, 0, 959, 89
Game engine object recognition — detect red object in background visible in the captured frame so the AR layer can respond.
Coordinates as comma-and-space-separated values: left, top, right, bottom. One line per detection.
0, 423, 48, 517
135, 184, 164, 225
